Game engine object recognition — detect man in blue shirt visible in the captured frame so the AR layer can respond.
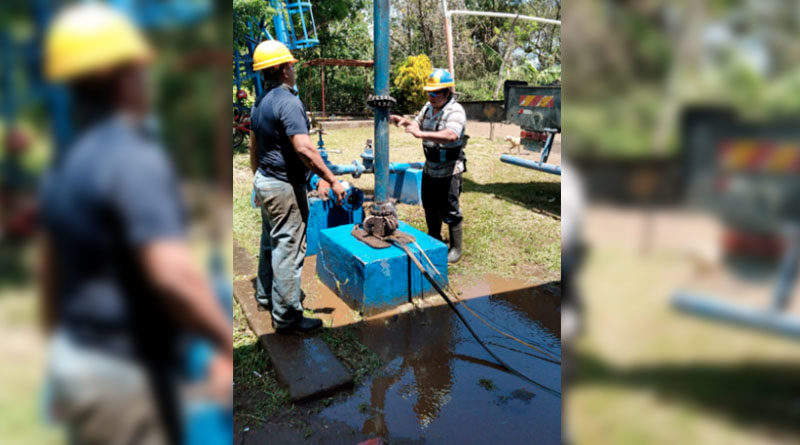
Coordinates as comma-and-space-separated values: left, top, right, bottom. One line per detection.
41, 4, 232, 443
249, 41, 345, 334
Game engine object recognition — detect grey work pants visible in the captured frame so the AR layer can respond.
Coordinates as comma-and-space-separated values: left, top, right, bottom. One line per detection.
254, 171, 309, 328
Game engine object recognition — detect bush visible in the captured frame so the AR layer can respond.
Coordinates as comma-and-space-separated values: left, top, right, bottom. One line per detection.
391, 55, 432, 114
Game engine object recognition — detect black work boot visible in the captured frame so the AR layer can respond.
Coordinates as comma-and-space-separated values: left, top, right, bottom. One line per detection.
447, 221, 463, 263
276, 316, 323, 335
426, 212, 443, 241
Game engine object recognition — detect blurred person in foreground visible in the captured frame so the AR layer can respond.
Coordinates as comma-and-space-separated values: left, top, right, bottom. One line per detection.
248, 40, 345, 334
561, 161, 586, 445
390, 68, 468, 264
40, 4, 231, 444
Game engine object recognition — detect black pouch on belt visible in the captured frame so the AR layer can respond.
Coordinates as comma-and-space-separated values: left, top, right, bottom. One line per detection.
423, 145, 463, 162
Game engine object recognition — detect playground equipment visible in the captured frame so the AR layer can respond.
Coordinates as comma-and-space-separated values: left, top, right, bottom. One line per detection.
499, 81, 561, 175
233, 0, 318, 98
672, 108, 800, 339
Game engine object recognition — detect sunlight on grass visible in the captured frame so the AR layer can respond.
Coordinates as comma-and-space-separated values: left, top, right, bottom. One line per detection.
234, 124, 561, 284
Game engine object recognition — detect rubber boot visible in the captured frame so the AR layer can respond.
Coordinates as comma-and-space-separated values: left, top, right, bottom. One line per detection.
426, 212, 443, 241
276, 316, 323, 335
447, 222, 463, 263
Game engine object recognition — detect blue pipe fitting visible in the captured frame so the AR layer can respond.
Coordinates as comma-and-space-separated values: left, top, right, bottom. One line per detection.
360, 139, 375, 171
500, 154, 562, 175
308, 175, 364, 211
673, 291, 800, 339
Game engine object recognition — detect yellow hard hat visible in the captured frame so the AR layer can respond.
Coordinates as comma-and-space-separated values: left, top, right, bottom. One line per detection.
44, 3, 153, 82
423, 68, 455, 91
252, 40, 298, 71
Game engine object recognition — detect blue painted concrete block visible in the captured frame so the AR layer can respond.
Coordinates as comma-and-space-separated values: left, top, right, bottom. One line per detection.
306, 197, 364, 256
389, 168, 422, 205
316, 221, 448, 314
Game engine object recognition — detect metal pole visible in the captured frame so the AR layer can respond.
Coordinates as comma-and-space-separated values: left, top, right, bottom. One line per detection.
447, 10, 561, 26
442, 0, 455, 78
321, 66, 326, 119
373, 0, 390, 203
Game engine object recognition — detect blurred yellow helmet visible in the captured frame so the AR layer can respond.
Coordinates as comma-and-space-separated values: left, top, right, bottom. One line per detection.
423, 68, 455, 91
252, 40, 298, 71
44, 3, 153, 82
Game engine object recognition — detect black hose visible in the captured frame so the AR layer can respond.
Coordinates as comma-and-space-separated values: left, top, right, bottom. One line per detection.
392, 240, 561, 398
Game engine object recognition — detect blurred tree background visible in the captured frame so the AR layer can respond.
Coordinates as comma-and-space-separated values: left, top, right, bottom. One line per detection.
232, 0, 562, 116
564, 0, 800, 159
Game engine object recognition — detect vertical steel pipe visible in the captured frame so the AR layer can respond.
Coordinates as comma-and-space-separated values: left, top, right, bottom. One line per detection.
373, 0, 390, 203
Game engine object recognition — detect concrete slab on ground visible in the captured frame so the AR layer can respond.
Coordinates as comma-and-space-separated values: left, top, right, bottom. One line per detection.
233, 243, 353, 402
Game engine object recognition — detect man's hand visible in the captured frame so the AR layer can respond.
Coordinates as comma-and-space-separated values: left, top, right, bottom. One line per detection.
331, 181, 346, 205
405, 122, 422, 138
316, 179, 331, 200
390, 114, 412, 127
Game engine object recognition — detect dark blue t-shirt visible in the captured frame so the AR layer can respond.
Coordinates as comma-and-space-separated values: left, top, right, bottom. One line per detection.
40, 115, 186, 359
251, 84, 311, 185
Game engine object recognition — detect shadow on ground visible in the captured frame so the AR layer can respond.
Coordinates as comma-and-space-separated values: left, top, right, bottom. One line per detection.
573, 350, 800, 436
462, 177, 560, 218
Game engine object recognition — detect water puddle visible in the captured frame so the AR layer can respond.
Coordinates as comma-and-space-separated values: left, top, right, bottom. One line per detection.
319, 278, 561, 444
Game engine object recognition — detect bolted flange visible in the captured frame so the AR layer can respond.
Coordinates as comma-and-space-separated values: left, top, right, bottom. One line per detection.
367, 94, 397, 109
363, 201, 399, 238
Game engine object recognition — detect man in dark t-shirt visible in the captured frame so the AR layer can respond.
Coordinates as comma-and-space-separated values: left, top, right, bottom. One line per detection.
41, 4, 232, 443
249, 40, 345, 333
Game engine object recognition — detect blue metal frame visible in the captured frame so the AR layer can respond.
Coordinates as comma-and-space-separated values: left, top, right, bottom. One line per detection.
234, 1, 319, 101
673, 234, 800, 339
499, 129, 561, 175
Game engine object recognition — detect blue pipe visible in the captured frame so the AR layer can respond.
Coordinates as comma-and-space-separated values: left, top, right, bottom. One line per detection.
373, 0, 390, 203
673, 291, 800, 339
500, 154, 562, 175
388, 162, 424, 172
325, 161, 423, 176
328, 162, 367, 176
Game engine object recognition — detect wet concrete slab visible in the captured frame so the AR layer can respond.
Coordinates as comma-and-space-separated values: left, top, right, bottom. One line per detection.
233, 243, 353, 402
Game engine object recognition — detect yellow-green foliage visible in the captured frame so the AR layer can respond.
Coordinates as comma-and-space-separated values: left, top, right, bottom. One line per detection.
392, 54, 432, 114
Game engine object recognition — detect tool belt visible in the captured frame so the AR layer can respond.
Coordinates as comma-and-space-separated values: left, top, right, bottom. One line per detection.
423, 144, 464, 162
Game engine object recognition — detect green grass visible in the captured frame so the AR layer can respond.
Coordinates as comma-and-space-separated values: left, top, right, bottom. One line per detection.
0, 293, 63, 445
571, 245, 800, 445
235, 124, 561, 283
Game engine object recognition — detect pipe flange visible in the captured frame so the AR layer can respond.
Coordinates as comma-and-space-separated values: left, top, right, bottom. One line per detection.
369, 201, 397, 218
363, 214, 399, 238
351, 160, 362, 179
367, 94, 397, 109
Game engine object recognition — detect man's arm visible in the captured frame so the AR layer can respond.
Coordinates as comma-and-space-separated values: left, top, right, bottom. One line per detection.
288, 133, 346, 203
407, 127, 459, 145
249, 131, 258, 174
141, 240, 232, 357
